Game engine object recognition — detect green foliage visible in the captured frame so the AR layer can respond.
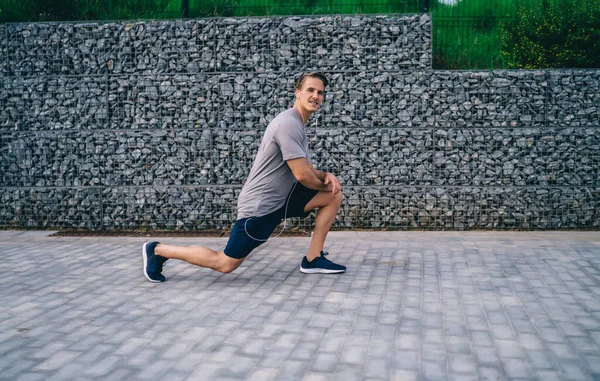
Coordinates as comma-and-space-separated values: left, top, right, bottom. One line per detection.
192, 0, 239, 17
106, 0, 177, 19
501, 0, 600, 68
429, 0, 519, 69
1, 0, 77, 22
0, 0, 179, 22
432, 0, 515, 31
227, 0, 418, 17
432, 25, 505, 70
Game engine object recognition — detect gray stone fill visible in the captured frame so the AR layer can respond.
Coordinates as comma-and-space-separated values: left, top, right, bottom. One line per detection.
0, 15, 598, 230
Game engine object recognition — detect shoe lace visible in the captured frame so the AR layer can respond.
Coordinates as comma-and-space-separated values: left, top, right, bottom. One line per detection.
319, 251, 334, 264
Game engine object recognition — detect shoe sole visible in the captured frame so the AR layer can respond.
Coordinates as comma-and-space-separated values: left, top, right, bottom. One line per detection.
142, 242, 162, 283
300, 267, 345, 274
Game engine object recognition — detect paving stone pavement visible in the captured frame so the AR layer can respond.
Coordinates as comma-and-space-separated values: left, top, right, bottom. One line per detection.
1, 230, 600, 381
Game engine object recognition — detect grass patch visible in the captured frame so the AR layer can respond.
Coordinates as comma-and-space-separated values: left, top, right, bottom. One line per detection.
432, 20, 506, 69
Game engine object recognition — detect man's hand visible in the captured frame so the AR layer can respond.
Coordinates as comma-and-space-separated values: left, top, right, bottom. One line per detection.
323, 172, 341, 195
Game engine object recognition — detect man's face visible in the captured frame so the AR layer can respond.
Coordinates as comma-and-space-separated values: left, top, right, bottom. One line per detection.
295, 77, 325, 113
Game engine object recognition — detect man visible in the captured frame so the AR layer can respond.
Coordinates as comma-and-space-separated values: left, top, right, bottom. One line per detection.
142, 72, 346, 282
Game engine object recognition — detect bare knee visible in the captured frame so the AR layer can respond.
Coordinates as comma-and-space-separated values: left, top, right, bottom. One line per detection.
322, 190, 343, 210
331, 190, 343, 207
216, 254, 243, 274
305, 189, 344, 213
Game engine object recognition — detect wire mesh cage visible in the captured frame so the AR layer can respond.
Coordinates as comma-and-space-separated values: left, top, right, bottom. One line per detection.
0, 14, 599, 232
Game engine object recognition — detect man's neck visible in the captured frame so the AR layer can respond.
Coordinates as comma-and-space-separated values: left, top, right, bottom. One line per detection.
292, 104, 311, 126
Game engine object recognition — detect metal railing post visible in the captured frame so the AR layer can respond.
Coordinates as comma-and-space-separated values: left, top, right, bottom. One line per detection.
422, 0, 430, 12
182, 0, 190, 18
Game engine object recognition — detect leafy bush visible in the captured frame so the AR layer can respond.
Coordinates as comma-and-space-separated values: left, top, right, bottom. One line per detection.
501, 0, 600, 68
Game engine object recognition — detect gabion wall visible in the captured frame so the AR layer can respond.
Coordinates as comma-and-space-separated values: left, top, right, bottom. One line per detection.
1, 15, 599, 231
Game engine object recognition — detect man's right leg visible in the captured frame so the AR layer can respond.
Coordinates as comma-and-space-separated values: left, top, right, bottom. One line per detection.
142, 215, 279, 282
155, 245, 244, 274
142, 241, 244, 282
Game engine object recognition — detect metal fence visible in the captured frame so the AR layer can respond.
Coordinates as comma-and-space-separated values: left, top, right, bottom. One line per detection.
0, 0, 427, 21
187, 0, 426, 17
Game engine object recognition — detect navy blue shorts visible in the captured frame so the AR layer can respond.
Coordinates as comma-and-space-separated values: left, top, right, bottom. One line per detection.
224, 182, 319, 259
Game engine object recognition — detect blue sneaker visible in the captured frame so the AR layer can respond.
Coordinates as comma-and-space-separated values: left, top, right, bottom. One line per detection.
142, 242, 168, 282
300, 251, 346, 274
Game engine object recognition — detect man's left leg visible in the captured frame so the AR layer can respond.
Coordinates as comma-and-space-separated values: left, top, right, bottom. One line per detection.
303, 190, 343, 260
298, 189, 345, 273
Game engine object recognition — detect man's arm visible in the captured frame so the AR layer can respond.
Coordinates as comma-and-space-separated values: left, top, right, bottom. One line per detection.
287, 158, 340, 194
312, 167, 341, 194
311, 167, 327, 182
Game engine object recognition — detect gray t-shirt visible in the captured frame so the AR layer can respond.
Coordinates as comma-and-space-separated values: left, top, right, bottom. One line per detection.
237, 108, 311, 219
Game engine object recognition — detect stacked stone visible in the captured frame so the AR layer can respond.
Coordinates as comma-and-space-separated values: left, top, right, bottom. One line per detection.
4, 15, 430, 77
6, 23, 119, 76
0, 15, 598, 231
2, 76, 108, 130
428, 71, 547, 127
333, 187, 598, 229
0, 187, 242, 230
547, 70, 600, 126
308, 127, 599, 187
0, 24, 6, 77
